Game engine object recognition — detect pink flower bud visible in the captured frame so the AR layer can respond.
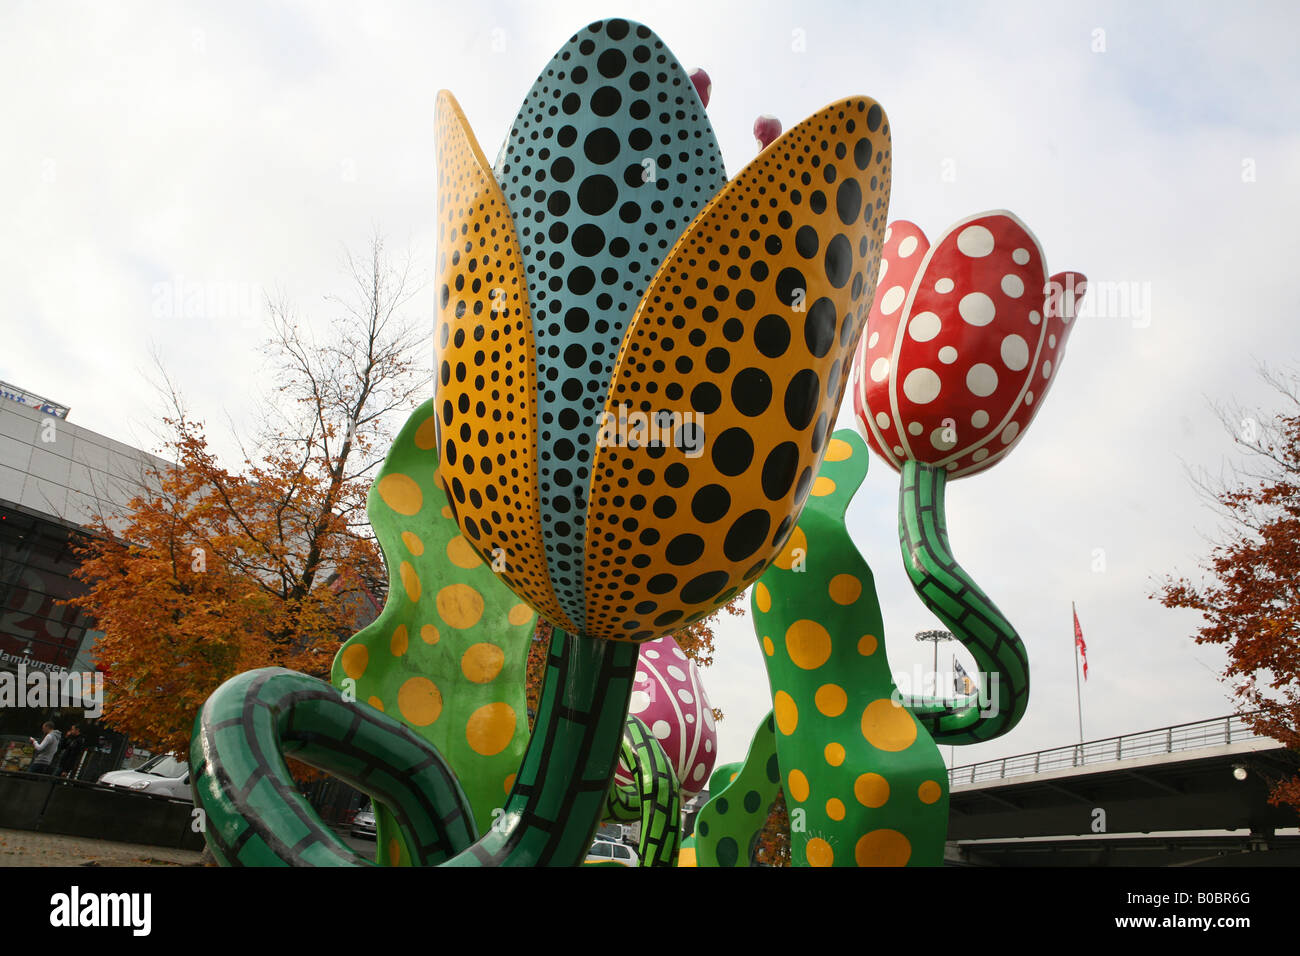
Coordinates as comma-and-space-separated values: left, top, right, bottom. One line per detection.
689, 67, 711, 108
753, 114, 781, 150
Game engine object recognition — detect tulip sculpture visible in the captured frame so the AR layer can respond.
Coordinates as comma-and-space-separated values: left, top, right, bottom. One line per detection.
853, 212, 1085, 741
190, 16, 893, 866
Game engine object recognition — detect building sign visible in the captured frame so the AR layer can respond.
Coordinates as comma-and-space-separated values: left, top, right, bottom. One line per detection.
0, 380, 70, 419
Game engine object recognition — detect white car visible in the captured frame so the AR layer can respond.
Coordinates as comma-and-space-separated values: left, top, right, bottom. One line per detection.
98, 753, 193, 802
584, 839, 638, 866
351, 805, 377, 839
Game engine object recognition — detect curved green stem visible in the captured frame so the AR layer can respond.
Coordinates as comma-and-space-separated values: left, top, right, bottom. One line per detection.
443, 628, 638, 866
191, 668, 477, 867
192, 628, 637, 866
898, 460, 1029, 743
603, 715, 681, 867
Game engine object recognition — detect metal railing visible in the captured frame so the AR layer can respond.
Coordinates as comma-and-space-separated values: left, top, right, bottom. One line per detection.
948, 714, 1274, 787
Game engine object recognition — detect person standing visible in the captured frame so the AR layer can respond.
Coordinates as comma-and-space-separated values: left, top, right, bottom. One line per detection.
58, 724, 87, 779
28, 722, 61, 774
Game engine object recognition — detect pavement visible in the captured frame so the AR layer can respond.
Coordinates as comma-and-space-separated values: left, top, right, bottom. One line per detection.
0, 828, 206, 867
0, 827, 376, 867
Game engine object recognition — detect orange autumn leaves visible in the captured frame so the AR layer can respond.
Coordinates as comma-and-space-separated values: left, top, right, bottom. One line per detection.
65, 417, 383, 757
1155, 375, 1300, 819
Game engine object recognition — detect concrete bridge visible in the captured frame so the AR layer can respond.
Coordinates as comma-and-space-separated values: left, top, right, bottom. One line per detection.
945, 714, 1300, 866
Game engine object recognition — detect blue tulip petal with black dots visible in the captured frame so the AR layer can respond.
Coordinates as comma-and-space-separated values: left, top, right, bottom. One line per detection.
493, 17, 728, 632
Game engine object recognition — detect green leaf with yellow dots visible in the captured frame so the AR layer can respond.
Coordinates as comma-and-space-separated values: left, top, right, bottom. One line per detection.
750, 429, 949, 866
332, 400, 538, 860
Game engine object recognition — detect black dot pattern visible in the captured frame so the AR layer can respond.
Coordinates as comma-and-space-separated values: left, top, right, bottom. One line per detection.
433, 91, 575, 633
583, 97, 892, 641
492, 18, 727, 632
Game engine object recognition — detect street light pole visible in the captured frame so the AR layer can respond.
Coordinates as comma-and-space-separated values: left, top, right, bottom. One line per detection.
914, 629, 955, 700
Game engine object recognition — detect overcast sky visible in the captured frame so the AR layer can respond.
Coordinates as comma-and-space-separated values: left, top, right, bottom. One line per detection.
4, 0, 1298, 771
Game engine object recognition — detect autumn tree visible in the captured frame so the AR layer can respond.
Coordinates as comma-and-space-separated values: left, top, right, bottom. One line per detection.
753, 788, 791, 866
1155, 364, 1300, 816
65, 236, 427, 756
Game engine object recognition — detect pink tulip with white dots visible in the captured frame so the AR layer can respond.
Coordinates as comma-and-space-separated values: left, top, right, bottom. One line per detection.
616, 634, 717, 797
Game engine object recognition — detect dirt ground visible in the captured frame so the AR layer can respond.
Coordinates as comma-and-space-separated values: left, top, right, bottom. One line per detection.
0, 828, 206, 867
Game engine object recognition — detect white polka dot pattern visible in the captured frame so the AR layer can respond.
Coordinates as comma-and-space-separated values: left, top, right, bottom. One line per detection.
853, 210, 1085, 478
618, 633, 717, 796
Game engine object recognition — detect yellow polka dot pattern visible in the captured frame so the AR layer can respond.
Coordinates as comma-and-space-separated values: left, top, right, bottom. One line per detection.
413, 418, 439, 451
772, 527, 808, 571
331, 394, 541, 842
823, 438, 853, 462
436, 583, 484, 629
377, 474, 423, 516
399, 562, 421, 602
774, 691, 798, 736
787, 769, 810, 802
446, 536, 482, 569
861, 698, 918, 752
855, 829, 912, 867
815, 683, 847, 717
466, 702, 517, 756
828, 573, 861, 606
745, 429, 950, 866
854, 772, 889, 808
397, 677, 442, 727
432, 90, 575, 636
805, 837, 834, 867
340, 645, 368, 681
461, 642, 505, 684
785, 619, 832, 670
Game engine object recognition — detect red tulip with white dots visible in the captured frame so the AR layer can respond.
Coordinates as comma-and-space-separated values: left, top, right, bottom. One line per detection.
616, 634, 718, 797
848, 210, 1086, 746
853, 210, 1085, 477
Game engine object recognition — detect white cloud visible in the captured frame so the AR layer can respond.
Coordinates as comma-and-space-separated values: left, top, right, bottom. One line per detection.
3, 0, 1297, 771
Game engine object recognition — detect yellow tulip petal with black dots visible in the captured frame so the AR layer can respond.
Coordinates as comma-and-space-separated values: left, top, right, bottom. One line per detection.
433, 90, 576, 635
584, 98, 892, 641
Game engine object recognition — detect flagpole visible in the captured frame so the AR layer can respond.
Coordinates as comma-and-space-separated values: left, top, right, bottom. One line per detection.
1072, 601, 1084, 746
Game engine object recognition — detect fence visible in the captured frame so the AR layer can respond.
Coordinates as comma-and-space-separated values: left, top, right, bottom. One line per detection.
948, 713, 1271, 787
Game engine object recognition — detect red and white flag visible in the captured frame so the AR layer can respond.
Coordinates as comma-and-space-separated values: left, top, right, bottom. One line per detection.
1073, 603, 1088, 680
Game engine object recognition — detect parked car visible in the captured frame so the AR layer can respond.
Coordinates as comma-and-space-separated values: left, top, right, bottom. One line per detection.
351, 804, 377, 839
97, 753, 192, 802
584, 839, 638, 866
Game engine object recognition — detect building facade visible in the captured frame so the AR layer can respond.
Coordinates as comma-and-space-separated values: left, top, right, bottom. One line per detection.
0, 385, 168, 776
